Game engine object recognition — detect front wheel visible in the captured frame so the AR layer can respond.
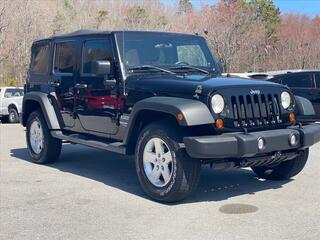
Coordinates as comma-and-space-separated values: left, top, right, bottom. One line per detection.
135, 121, 201, 203
26, 110, 62, 164
252, 149, 309, 180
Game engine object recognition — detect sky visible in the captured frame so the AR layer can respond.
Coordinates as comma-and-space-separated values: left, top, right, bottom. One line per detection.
162, 0, 320, 17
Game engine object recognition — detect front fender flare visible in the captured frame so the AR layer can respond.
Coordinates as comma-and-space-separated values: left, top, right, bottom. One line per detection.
123, 96, 214, 144
295, 96, 315, 116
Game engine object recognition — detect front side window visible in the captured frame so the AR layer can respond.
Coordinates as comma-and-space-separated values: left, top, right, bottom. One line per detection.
4, 89, 24, 98
315, 73, 320, 88
54, 41, 77, 74
282, 73, 313, 88
82, 39, 113, 74
30, 42, 50, 75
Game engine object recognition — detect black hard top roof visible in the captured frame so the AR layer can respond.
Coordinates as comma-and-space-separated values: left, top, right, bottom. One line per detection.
33, 30, 199, 43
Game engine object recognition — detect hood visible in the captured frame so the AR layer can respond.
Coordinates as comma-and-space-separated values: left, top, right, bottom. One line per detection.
126, 74, 286, 99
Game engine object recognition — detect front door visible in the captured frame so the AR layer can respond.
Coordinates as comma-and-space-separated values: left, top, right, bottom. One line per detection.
75, 37, 122, 135
51, 40, 79, 128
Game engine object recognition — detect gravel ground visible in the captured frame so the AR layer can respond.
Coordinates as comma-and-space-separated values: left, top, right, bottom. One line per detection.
1, 124, 319, 240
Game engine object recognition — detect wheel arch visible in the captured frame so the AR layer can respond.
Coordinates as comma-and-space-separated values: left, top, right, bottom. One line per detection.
8, 103, 19, 111
123, 97, 214, 151
22, 92, 62, 129
294, 96, 315, 117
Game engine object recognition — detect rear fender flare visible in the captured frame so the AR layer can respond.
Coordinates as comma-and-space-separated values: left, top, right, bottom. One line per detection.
22, 92, 62, 129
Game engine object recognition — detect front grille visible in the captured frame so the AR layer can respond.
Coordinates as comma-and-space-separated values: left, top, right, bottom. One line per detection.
231, 94, 282, 128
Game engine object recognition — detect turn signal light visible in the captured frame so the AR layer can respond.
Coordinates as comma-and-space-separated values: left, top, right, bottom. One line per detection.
177, 113, 184, 121
289, 112, 296, 123
216, 118, 224, 129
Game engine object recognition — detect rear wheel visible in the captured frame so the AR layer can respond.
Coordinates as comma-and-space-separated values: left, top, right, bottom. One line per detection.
26, 110, 62, 164
252, 149, 309, 180
8, 108, 19, 123
135, 121, 201, 202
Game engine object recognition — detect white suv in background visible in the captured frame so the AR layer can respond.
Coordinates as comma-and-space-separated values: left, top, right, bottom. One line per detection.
0, 87, 24, 123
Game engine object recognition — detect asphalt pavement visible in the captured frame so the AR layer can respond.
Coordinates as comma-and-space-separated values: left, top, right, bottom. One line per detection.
1, 124, 319, 240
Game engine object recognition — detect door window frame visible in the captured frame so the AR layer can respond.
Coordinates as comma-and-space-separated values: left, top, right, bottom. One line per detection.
314, 72, 320, 89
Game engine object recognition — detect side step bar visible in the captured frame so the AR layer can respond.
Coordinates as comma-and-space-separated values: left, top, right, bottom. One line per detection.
51, 131, 127, 155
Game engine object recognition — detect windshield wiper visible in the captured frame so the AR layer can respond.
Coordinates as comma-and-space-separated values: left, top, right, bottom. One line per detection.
169, 65, 210, 75
128, 65, 176, 75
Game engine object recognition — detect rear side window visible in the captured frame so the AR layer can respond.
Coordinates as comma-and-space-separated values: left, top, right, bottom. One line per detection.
30, 42, 50, 75
315, 73, 320, 88
54, 41, 77, 74
82, 39, 113, 74
282, 73, 313, 88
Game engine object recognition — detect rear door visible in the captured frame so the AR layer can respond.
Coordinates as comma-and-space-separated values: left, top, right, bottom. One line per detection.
51, 40, 79, 128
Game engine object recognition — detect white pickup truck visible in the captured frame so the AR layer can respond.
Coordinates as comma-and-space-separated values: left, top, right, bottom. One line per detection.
0, 87, 24, 123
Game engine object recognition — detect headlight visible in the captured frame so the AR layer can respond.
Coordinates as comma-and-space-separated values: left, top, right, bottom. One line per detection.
211, 94, 225, 114
281, 91, 291, 109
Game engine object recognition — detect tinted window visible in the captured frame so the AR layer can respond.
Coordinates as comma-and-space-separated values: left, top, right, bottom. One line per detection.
315, 73, 320, 88
30, 42, 50, 75
54, 42, 77, 74
282, 73, 312, 88
4, 89, 24, 98
82, 39, 113, 74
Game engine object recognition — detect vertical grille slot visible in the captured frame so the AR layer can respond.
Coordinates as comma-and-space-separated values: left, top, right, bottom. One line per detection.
231, 93, 281, 128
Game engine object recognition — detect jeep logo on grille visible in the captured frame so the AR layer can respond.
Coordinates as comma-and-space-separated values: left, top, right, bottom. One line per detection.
250, 89, 261, 95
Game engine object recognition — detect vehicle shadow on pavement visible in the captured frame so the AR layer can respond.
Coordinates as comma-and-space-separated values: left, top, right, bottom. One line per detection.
11, 144, 292, 204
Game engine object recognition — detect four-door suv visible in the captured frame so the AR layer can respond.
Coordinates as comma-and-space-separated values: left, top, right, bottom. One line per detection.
0, 86, 24, 123
21, 30, 320, 202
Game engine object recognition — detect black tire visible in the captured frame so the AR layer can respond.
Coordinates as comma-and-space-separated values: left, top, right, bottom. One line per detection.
135, 121, 201, 203
252, 149, 309, 180
26, 110, 62, 164
8, 108, 19, 123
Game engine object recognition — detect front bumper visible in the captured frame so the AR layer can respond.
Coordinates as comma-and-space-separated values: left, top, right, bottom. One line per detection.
183, 123, 320, 159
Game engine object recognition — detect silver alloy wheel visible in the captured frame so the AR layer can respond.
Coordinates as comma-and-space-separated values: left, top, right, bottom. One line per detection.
9, 111, 15, 122
29, 119, 44, 154
143, 137, 173, 187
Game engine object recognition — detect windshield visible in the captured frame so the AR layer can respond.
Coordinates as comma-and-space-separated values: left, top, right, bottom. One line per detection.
115, 32, 217, 77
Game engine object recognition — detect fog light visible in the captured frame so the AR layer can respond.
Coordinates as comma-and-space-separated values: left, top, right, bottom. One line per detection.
289, 134, 298, 146
257, 137, 266, 151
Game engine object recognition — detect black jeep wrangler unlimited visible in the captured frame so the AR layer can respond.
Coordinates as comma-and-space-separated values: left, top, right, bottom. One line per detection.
22, 30, 320, 202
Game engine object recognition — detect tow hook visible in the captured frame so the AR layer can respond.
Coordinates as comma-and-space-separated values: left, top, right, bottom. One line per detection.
271, 151, 282, 161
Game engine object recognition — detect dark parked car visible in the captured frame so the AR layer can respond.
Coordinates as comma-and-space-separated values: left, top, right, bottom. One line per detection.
21, 30, 320, 202
269, 70, 320, 121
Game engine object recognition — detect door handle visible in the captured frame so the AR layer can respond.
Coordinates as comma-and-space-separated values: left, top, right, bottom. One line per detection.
75, 83, 88, 89
49, 81, 60, 87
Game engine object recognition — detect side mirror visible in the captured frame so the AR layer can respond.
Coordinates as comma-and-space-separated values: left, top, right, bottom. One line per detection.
92, 60, 111, 76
